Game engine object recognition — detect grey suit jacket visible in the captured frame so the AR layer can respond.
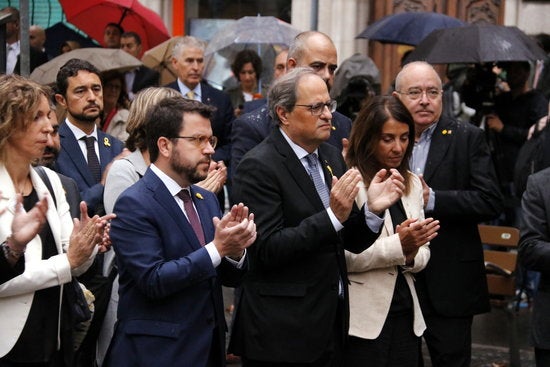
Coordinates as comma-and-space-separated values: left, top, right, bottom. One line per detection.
519, 167, 550, 349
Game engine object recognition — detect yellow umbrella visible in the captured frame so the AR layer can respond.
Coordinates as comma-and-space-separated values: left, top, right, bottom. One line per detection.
141, 36, 183, 86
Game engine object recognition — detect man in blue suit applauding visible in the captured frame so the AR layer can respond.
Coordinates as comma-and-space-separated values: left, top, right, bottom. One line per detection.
104, 97, 256, 367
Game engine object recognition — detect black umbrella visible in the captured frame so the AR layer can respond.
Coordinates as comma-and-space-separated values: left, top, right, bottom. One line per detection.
44, 22, 99, 59
356, 12, 465, 46
406, 25, 546, 64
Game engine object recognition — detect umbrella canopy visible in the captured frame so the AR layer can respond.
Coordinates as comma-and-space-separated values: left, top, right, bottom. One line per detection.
30, 47, 142, 85
203, 15, 301, 90
357, 11, 465, 46
141, 36, 183, 86
45, 22, 99, 59
59, 0, 170, 52
331, 53, 381, 99
406, 25, 546, 64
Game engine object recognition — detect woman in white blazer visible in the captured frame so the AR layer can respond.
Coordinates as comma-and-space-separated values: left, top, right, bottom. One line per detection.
344, 96, 439, 367
0, 74, 112, 366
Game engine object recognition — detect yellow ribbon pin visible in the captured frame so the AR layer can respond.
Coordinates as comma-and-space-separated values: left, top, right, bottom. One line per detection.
195, 193, 204, 200
103, 137, 111, 147
325, 162, 334, 177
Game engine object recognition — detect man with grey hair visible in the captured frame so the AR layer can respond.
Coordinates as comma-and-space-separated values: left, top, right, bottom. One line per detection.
393, 61, 503, 367
230, 31, 352, 179
166, 36, 233, 174
229, 67, 405, 366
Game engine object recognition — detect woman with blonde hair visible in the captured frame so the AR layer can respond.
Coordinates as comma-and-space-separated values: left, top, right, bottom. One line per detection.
0, 74, 112, 366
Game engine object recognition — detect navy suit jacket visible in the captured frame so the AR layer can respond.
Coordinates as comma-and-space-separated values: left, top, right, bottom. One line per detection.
166, 81, 234, 165
415, 117, 503, 317
104, 168, 243, 367
230, 101, 352, 176
55, 122, 124, 215
130, 65, 160, 94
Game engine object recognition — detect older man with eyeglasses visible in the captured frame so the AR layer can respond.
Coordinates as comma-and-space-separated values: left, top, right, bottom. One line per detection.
229, 67, 405, 366
393, 61, 503, 367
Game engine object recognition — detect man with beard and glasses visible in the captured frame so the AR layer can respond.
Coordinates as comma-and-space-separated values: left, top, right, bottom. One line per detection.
35, 107, 82, 219
104, 97, 256, 367
54, 58, 125, 216
54, 58, 124, 367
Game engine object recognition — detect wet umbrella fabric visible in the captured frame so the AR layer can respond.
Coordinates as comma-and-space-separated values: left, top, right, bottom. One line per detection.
357, 11, 465, 46
30, 48, 142, 85
203, 15, 301, 90
59, 0, 170, 51
44, 22, 99, 59
141, 36, 183, 86
406, 25, 547, 64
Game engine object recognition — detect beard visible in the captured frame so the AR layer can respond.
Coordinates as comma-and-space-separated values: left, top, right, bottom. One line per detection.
169, 154, 210, 184
69, 106, 102, 123
38, 146, 60, 169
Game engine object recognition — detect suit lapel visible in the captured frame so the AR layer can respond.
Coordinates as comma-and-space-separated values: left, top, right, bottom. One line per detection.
97, 130, 115, 171
190, 186, 216, 244
59, 123, 96, 186
271, 129, 327, 211
423, 119, 453, 183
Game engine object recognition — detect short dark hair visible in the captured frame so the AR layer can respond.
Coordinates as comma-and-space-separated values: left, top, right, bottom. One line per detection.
121, 31, 141, 45
145, 98, 215, 162
105, 22, 124, 35
56, 58, 101, 97
346, 95, 414, 193
231, 49, 263, 82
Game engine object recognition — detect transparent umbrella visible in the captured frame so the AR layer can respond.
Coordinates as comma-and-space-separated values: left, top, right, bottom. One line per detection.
203, 15, 301, 91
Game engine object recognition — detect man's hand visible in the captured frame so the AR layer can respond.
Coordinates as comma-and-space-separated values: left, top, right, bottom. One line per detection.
486, 114, 504, 133
67, 201, 113, 269
212, 203, 256, 258
367, 169, 405, 214
418, 174, 430, 209
9, 193, 49, 252
396, 217, 439, 265
197, 161, 227, 194
329, 168, 362, 223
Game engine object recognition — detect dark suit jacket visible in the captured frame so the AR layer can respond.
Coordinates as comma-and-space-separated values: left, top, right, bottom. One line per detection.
229, 128, 379, 363
104, 168, 243, 367
13, 46, 48, 75
166, 81, 234, 165
415, 117, 503, 317
130, 65, 160, 94
519, 167, 550, 349
57, 173, 82, 219
55, 123, 124, 215
230, 101, 352, 177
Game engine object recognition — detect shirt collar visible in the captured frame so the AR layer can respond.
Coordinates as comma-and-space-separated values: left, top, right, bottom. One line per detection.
177, 80, 202, 100
64, 118, 99, 141
279, 127, 319, 160
150, 163, 190, 198
417, 121, 439, 143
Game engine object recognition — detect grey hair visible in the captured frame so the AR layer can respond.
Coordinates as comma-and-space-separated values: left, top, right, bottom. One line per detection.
268, 67, 316, 124
172, 36, 207, 59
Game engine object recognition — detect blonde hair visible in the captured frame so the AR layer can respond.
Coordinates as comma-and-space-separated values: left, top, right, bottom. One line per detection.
0, 74, 51, 162
125, 87, 183, 151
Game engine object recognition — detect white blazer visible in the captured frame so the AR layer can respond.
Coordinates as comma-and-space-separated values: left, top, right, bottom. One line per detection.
346, 173, 430, 340
0, 164, 93, 357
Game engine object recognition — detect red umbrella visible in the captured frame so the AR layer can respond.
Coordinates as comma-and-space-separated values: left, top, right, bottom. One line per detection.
59, 0, 170, 52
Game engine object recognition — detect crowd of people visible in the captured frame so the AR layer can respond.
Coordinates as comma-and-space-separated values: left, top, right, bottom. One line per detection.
2, 4, 550, 367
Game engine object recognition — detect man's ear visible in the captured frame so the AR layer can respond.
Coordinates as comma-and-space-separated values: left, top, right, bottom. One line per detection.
287, 58, 297, 70
55, 94, 67, 109
276, 106, 289, 126
157, 136, 172, 158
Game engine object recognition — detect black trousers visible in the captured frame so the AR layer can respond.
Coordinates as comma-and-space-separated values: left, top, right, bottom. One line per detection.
535, 348, 550, 367
344, 312, 419, 367
421, 313, 473, 367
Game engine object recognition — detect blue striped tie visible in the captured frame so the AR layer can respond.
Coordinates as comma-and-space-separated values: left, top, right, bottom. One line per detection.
305, 153, 330, 208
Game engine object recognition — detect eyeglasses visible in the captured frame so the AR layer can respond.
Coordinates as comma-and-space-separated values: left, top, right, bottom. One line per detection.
171, 135, 217, 149
396, 89, 442, 101
295, 100, 337, 116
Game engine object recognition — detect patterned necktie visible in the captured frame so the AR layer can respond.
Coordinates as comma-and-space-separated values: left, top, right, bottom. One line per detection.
177, 189, 205, 246
305, 153, 330, 208
185, 90, 195, 100
81, 136, 101, 183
